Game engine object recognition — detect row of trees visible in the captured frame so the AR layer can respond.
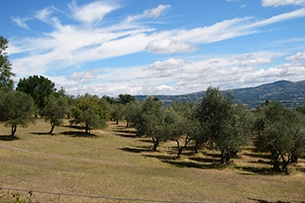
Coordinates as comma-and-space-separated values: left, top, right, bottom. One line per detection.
111, 89, 305, 173
1, 35, 305, 173
0, 79, 111, 135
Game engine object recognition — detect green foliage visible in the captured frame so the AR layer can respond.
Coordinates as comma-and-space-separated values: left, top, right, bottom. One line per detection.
0, 36, 15, 91
110, 103, 125, 124
102, 95, 117, 105
16, 75, 56, 116
195, 87, 252, 164
0, 90, 35, 136
0, 190, 39, 203
124, 100, 143, 128
118, 94, 135, 105
254, 102, 305, 173
42, 94, 69, 134
132, 96, 173, 151
71, 95, 108, 134
169, 101, 199, 157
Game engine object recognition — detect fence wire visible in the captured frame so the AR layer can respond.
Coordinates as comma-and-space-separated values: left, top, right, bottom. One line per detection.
1, 187, 207, 203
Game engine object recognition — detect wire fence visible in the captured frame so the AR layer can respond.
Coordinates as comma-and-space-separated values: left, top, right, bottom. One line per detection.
1, 187, 206, 203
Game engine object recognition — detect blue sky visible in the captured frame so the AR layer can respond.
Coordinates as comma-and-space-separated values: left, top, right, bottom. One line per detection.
1, 0, 305, 97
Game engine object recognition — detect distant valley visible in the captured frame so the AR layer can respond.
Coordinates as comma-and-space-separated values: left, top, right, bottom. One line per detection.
134, 80, 305, 108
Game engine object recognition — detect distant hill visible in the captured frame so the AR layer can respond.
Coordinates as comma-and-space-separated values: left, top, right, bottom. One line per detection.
134, 80, 305, 108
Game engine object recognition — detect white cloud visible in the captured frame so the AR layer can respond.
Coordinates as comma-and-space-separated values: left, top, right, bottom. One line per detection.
262, 0, 305, 7
175, 59, 305, 93
8, 1, 305, 97
233, 54, 273, 66
126, 4, 171, 23
11, 17, 31, 30
286, 51, 305, 60
10, 2, 305, 72
68, 0, 119, 24
143, 4, 171, 19
248, 8, 305, 27
35, 7, 55, 23
171, 17, 255, 44
145, 39, 196, 54
147, 58, 187, 70
155, 85, 174, 94
46, 52, 305, 97
145, 58, 187, 78
70, 71, 97, 82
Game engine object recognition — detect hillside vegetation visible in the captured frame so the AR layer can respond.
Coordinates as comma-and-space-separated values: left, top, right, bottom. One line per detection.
135, 80, 305, 108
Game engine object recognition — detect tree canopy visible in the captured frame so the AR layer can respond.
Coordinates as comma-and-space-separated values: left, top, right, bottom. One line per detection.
0, 36, 15, 91
254, 101, 305, 173
118, 94, 135, 105
42, 94, 69, 134
0, 90, 35, 136
71, 95, 108, 134
195, 87, 252, 164
16, 75, 56, 116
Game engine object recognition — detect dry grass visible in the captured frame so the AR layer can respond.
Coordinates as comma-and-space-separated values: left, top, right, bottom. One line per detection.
0, 119, 305, 203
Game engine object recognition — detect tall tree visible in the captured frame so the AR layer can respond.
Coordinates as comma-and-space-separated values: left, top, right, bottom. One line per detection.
196, 87, 252, 164
254, 102, 305, 173
0, 91, 35, 136
16, 75, 56, 117
0, 36, 15, 91
42, 94, 69, 134
118, 94, 135, 105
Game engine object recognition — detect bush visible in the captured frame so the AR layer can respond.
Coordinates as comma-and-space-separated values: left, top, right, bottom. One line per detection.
0, 190, 39, 203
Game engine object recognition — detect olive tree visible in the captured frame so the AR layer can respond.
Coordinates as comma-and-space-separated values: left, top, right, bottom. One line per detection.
254, 102, 305, 173
0, 91, 35, 136
124, 100, 143, 128
110, 103, 125, 124
196, 87, 252, 164
42, 94, 69, 134
71, 95, 108, 134
170, 101, 202, 158
133, 96, 177, 151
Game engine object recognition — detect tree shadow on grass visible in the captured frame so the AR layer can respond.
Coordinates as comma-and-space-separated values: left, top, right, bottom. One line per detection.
142, 152, 223, 169
247, 197, 294, 203
144, 153, 177, 160
61, 131, 97, 138
113, 128, 137, 138
190, 157, 219, 163
0, 135, 20, 141
119, 146, 151, 153
114, 131, 137, 138
162, 159, 221, 169
31, 132, 52, 136
237, 166, 276, 175
109, 124, 137, 138
63, 125, 85, 130
243, 152, 271, 160
139, 138, 153, 143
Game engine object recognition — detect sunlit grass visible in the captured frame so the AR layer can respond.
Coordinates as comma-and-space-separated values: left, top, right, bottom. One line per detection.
0, 119, 305, 202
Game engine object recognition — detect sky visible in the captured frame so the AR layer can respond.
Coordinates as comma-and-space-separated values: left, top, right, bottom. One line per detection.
1, 0, 305, 97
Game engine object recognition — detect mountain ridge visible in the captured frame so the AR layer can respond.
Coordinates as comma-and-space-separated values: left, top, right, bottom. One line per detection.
134, 80, 305, 108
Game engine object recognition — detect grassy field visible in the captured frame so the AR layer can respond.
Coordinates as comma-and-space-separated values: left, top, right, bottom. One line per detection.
0, 119, 305, 203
